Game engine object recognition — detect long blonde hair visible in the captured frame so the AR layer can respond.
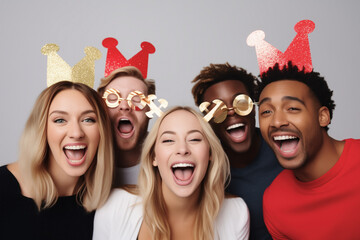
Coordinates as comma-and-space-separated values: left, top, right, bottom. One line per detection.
138, 106, 230, 240
18, 81, 114, 211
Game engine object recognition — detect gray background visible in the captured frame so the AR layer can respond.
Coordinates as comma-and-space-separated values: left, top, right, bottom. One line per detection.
1, 0, 359, 165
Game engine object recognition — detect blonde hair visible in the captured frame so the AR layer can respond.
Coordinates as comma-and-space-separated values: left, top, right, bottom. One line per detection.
97, 66, 155, 96
18, 81, 114, 212
138, 106, 230, 240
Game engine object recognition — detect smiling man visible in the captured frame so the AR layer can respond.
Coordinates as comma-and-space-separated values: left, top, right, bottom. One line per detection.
98, 66, 155, 186
192, 63, 282, 240
256, 62, 360, 239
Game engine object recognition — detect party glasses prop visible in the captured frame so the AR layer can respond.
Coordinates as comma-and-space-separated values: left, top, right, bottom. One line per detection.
102, 88, 168, 118
199, 94, 256, 123
102, 88, 147, 110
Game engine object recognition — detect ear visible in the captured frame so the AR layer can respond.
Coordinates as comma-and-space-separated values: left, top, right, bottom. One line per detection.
318, 106, 330, 127
152, 158, 158, 167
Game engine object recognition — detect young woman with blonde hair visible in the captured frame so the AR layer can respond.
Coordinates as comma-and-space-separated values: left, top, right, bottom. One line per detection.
0, 81, 114, 239
94, 106, 249, 240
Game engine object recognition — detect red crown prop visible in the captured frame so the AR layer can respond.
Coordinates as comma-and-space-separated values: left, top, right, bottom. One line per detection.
102, 37, 155, 78
247, 20, 315, 74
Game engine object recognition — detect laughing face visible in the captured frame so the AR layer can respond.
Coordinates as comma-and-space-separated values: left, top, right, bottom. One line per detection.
258, 80, 327, 170
202, 80, 256, 154
104, 76, 150, 152
153, 110, 210, 199
47, 89, 100, 180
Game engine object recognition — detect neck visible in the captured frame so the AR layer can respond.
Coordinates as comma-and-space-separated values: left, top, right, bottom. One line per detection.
114, 146, 141, 168
294, 133, 345, 182
226, 131, 261, 168
48, 157, 79, 196
162, 184, 200, 225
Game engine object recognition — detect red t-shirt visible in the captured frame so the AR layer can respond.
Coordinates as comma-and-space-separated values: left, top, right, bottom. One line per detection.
263, 139, 360, 240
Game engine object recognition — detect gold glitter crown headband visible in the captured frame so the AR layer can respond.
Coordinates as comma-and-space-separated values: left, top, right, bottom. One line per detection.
41, 43, 101, 88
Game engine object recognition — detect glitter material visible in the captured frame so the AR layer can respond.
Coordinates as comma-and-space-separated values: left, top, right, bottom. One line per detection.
102, 37, 155, 78
41, 44, 101, 88
144, 95, 168, 118
199, 94, 256, 123
247, 20, 315, 74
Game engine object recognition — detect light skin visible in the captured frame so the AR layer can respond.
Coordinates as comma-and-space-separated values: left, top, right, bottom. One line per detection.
8, 89, 100, 197
104, 76, 150, 168
202, 80, 260, 168
47, 89, 100, 195
258, 80, 344, 181
139, 110, 210, 240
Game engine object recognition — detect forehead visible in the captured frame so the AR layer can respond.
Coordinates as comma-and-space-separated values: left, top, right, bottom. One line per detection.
50, 89, 92, 111
259, 80, 313, 103
105, 76, 148, 93
158, 110, 202, 133
203, 80, 249, 101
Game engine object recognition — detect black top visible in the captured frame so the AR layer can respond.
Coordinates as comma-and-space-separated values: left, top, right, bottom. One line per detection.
0, 165, 95, 240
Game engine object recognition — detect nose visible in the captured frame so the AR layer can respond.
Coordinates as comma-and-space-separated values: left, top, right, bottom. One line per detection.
69, 121, 85, 139
176, 140, 190, 156
270, 110, 289, 129
118, 99, 131, 112
227, 106, 235, 116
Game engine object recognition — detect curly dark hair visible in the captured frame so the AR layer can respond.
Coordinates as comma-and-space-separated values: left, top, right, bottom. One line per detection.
191, 63, 257, 106
255, 62, 335, 130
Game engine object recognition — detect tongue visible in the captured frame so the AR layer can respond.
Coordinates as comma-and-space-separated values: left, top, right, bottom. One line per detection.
174, 168, 193, 181
228, 127, 245, 139
119, 122, 133, 133
65, 149, 85, 160
280, 139, 298, 152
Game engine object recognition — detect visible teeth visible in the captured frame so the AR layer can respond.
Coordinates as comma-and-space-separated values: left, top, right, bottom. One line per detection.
64, 145, 86, 150
120, 118, 130, 122
273, 135, 297, 141
227, 123, 245, 131
172, 163, 194, 168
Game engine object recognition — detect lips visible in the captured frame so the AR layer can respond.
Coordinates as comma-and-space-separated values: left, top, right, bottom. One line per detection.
171, 162, 195, 186
226, 122, 247, 142
63, 144, 87, 166
273, 135, 300, 158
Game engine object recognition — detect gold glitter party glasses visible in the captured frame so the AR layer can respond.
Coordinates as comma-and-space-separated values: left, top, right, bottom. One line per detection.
199, 94, 257, 123
102, 88, 147, 111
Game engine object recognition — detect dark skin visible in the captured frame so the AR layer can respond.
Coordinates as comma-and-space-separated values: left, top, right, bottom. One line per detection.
258, 80, 345, 181
202, 80, 261, 168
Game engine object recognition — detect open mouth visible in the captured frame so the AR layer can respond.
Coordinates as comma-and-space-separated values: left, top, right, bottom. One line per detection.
118, 118, 134, 135
63, 145, 87, 165
226, 123, 246, 141
273, 135, 299, 154
171, 163, 195, 185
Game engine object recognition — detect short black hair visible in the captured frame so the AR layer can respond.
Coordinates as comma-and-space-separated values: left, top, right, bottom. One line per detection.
255, 62, 335, 131
191, 63, 257, 106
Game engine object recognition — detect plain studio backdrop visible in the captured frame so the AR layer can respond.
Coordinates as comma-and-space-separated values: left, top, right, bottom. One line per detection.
0, 0, 359, 165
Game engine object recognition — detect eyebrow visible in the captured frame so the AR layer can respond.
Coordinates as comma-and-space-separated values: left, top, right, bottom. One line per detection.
159, 129, 203, 137
49, 110, 96, 116
258, 96, 305, 106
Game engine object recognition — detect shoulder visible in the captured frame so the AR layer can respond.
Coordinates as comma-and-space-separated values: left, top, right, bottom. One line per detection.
94, 188, 142, 224
0, 165, 21, 196
215, 197, 250, 239
93, 188, 143, 239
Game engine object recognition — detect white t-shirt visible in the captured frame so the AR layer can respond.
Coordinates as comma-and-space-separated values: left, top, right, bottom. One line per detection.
93, 189, 249, 240
114, 164, 141, 186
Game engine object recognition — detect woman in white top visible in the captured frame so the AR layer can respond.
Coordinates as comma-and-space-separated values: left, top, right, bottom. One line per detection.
94, 106, 249, 240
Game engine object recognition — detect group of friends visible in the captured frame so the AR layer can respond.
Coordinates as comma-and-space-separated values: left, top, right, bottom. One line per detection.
0, 20, 359, 240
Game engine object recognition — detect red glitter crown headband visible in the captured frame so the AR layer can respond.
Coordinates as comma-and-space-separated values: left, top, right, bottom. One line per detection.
102, 37, 156, 78
247, 19, 315, 74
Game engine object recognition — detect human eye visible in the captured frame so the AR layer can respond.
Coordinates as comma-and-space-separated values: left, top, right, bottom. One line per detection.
259, 106, 272, 116
188, 133, 203, 142
83, 117, 96, 123
162, 139, 174, 143
54, 118, 66, 123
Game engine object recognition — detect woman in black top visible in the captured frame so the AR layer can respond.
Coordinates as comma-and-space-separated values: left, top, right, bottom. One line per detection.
0, 81, 114, 240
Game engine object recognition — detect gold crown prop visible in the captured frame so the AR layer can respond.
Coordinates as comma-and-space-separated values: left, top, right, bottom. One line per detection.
41, 43, 101, 88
